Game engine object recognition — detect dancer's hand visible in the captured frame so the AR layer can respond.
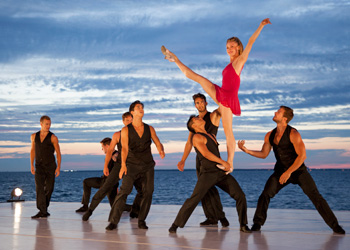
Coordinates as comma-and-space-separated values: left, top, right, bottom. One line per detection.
159, 150, 165, 159
238, 140, 247, 152
261, 18, 271, 26
55, 168, 60, 177
161, 45, 176, 62
119, 164, 127, 179
103, 167, 109, 177
30, 165, 35, 175
177, 161, 185, 172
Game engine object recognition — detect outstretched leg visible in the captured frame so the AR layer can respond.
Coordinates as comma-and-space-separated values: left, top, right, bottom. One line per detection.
220, 104, 235, 169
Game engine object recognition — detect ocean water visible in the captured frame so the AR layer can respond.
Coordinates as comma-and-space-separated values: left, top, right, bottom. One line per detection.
0, 169, 349, 211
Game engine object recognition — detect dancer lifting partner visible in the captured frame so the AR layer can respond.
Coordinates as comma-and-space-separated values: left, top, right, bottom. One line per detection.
106, 100, 165, 230
238, 106, 345, 234
178, 93, 229, 227
162, 18, 271, 170
169, 116, 251, 233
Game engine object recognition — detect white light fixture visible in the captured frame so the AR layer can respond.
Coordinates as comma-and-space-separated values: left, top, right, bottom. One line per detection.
7, 188, 25, 202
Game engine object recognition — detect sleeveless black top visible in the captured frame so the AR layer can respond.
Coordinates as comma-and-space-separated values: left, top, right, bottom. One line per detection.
269, 125, 306, 174
35, 131, 55, 165
126, 123, 155, 174
194, 133, 222, 173
107, 150, 118, 172
202, 111, 218, 136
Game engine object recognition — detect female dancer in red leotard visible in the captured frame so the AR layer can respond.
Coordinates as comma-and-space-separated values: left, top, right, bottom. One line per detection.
162, 18, 271, 172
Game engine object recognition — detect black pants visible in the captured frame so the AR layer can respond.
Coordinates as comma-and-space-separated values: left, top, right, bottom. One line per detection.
196, 157, 225, 221
174, 171, 248, 228
109, 168, 154, 224
253, 169, 340, 229
89, 165, 120, 211
35, 163, 56, 214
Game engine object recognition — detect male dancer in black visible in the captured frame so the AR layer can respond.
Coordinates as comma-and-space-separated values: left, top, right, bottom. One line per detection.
169, 116, 251, 233
238, 106, 345, 234
30, 115, 61, 218
82, 112, 133, 220
106, 100, 165, 230
75, 137, 119, 213
178, 93, 229, 227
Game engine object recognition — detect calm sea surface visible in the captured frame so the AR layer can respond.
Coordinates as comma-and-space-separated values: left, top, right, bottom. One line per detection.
0, 169, 349, 210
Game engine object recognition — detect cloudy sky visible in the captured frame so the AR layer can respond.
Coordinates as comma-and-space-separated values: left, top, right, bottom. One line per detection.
0, 0, 349, 172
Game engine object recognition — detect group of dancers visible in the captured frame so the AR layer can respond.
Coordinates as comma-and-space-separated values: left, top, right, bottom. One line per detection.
29, 18, 345, 234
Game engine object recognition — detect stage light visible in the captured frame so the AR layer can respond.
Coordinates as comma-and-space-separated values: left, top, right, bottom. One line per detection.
7, 188, 25, 202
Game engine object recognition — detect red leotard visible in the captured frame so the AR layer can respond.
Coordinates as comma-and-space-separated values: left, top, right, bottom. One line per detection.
214, 63, 241, 116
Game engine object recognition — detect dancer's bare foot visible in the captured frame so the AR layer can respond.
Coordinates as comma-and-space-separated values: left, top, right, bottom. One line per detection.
161, 45, 175, 62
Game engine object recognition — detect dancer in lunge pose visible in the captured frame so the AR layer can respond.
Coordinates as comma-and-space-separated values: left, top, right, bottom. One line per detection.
178, 93, 229, 227
169, 116, 251, 233
106, 100, 165, 230
238, 106, 345, 234
81, 112, 139, 221
162, 18, 271, 171
75, 137, 119, 213
30, 115, 61, 219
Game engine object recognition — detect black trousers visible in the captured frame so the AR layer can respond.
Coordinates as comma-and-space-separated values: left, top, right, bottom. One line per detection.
89, 165, 120, 211
196, 157, 225, 221
35, 162, 56, 214
109, 167, 154, 224
174, 171, 248, 228
253, 169, 340, 230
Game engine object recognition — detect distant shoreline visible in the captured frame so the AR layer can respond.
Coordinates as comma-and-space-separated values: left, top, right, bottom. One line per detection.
1, 168, 349, 173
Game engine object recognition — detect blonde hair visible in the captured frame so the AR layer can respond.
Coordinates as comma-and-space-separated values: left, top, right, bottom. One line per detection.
227, 37, 244, 56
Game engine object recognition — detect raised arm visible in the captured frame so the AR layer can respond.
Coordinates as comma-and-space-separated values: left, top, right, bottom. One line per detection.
51, 134, 61, 177
238, 132, 272, 159
177, 132, 194, 171
235, 18, 271, 73
120, 126, 129, 179
30, 133, 36, 175
150, 125, 165, 159
193, 134, 229, 169
279, 129, 307, 184
103, 131, 120, 176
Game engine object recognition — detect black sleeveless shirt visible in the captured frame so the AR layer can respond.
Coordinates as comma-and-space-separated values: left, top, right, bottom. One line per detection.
35, 131, 55, 165
269, 125, 306, 174
108, 150, 118, 172
202, 111, 218, 136
126, 123, 155, 174
194, 133, 222, 173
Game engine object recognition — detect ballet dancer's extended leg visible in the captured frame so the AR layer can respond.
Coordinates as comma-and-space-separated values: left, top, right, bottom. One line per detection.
161, 46, 219, 105
220, 105, 235, 171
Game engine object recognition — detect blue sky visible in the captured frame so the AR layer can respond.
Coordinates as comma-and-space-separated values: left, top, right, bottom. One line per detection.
0, 0, 349, 171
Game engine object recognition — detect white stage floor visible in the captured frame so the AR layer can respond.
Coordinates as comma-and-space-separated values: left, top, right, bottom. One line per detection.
0, 201, 348, 250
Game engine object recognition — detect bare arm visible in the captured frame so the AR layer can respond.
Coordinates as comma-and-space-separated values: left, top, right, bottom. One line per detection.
238, 132, 272, 159
150, 126, 165, 159
234, 18, 271, 73
177, 132, 194, 171
279, 129, 307, 184
193, 134, 229, 169
120, 127, 129, 179
104, 131, 120, 176
30, 134, 36, 175
210, 107, 222, 127
51, 135, 61, 177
